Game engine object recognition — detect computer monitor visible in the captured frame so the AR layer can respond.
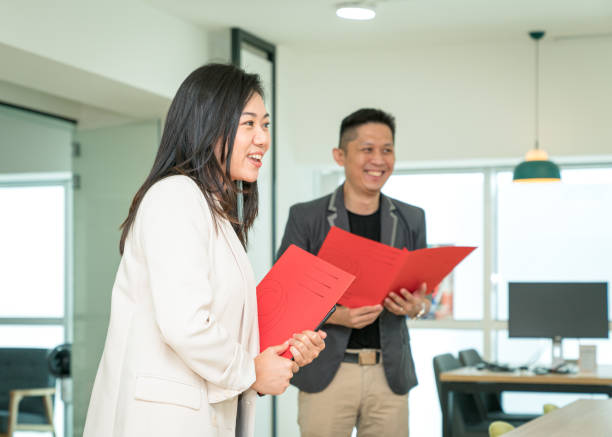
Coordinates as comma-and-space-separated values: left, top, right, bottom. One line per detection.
508, 282, 609, 364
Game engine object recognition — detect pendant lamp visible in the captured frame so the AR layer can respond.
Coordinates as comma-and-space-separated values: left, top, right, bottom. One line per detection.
513, 31, 561, 183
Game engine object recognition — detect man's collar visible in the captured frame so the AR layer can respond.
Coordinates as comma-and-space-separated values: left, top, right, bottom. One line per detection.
327, 184, 345, 213
329, 183, 394, 214
327, 184, 399, 247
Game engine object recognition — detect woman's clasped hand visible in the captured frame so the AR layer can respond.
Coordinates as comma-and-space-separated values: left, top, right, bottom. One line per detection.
252, 329, 326, 395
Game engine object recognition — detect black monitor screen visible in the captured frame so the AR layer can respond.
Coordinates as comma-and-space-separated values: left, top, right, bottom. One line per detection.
508, 282, 609, 339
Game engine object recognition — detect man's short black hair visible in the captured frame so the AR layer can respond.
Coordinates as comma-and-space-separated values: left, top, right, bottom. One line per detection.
338, 108, 396, 150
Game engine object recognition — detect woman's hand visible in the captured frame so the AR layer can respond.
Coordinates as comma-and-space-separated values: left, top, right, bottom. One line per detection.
289, 330, 327, 367
251, 342, 299, 395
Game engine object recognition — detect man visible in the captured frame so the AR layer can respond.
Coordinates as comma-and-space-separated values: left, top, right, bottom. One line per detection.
277, 108, 430, 437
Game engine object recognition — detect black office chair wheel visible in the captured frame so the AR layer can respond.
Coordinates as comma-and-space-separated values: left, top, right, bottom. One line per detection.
48, 343, 71, 378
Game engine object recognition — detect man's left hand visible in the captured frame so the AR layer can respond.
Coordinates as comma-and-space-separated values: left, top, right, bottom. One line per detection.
384, 282, 430, 318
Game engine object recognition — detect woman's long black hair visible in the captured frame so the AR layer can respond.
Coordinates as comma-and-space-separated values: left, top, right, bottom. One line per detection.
119, 63, 264, 254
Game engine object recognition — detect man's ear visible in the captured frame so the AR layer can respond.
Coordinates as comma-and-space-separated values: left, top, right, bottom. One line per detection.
332, 147, 345, 166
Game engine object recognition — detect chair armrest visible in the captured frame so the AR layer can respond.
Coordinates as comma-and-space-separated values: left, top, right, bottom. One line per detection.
9, 387, 56, 416
10, 387, 56, 398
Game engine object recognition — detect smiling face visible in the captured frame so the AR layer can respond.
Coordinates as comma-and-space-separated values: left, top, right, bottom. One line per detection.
333, 122, 395, 197
229, 93, 270, 182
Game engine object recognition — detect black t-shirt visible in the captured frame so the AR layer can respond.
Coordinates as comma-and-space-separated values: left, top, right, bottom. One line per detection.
346, 207, 381, 349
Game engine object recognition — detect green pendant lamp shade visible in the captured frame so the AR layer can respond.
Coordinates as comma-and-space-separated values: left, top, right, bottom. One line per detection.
513, 149, 561, 182
513, 30, 561, 183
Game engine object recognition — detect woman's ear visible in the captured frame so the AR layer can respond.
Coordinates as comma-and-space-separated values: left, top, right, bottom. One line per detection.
332, 147, 345, 167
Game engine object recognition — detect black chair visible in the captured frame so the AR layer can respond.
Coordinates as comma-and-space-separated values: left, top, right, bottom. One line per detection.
433, 353, 489, 437
458, 348, 537, 426
0, 348, 56, 437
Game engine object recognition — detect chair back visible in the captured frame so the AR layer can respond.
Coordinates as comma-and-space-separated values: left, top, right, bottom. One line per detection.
433, 353, 461, 407
459, 348, 504, 414
459, 348, 483, 367
0, 348, 56, 416
433, 353, 484, 426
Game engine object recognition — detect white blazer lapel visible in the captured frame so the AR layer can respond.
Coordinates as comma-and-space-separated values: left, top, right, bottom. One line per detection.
217, 220, 259, 437
217, 220, 259, 355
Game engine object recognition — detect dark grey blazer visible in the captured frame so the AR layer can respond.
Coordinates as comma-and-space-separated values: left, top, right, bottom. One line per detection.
277, 184, 427, 395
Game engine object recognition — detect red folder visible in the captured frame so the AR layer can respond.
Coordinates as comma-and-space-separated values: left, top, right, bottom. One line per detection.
317, 227, 476, 308
257, 244, 355, 358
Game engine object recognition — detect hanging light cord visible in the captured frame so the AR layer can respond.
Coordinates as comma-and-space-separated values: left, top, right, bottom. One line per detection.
534, 36, 540, 150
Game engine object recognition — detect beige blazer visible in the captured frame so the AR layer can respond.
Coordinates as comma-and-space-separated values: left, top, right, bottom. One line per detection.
83, 175, 260, 437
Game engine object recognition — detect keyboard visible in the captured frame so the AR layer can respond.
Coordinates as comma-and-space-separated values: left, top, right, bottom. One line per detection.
475, 361, 516, 372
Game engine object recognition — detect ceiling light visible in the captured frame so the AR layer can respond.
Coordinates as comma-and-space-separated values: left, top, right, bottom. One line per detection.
336, 3, 376, 21
513, 30, 561, 183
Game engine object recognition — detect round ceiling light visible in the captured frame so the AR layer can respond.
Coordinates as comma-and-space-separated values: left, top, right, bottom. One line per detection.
336, 4, 376, 20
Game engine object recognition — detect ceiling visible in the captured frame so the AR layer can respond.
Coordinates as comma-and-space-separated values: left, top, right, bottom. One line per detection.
146, 0, 612, 48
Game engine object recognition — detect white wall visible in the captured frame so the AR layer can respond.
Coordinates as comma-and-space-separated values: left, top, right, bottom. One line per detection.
275, 38, 612, 240
0, 80, 135, 130
0, 0, 210, 123
278, 38, 612, 162
0, 104, 73, 173
0, 0, 208, 99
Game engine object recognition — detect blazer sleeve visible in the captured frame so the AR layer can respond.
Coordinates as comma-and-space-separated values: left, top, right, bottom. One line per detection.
136, 177, 255, 400
276, 204, 311, 259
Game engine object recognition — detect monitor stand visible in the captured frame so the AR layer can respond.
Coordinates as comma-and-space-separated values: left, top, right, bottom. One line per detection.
551, 336, 564, 368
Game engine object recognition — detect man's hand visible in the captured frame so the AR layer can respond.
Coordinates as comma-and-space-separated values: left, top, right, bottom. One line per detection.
384, 282, 430, 318
327, 304, 383, 329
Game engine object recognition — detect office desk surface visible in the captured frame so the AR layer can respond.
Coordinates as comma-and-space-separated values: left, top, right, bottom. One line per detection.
440, 365, 612, 385
504, 399, 612, 436
439, 366, 612, 437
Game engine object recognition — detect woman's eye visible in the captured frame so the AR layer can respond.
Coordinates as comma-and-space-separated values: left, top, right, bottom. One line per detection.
243, 120, 255, 126
264, 122, 271, 129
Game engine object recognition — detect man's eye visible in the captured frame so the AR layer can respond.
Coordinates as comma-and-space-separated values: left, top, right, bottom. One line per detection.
264, 122, 271, 129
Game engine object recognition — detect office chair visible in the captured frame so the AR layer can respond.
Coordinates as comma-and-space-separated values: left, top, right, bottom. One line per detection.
0, 348, 56, 437
458, 349, 504, 412
458, 348, 537, 426
433, 353, 490, 437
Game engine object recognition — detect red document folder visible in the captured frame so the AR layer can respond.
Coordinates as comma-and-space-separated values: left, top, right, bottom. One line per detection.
317, 227, 476, 308
257, 244, 355, 358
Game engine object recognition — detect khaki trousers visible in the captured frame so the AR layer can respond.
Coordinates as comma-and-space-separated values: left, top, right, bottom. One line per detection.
297, 359, 409, 437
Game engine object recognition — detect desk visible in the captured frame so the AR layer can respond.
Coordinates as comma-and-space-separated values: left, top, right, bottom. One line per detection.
504, 399, 612, 436
439, 366, 612, 437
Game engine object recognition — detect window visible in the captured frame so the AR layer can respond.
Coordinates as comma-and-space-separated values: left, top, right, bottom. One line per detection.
496, 168, 612, 320
0, 177, 71, 437
1, 185, 66, 318
383, 173, 484, 320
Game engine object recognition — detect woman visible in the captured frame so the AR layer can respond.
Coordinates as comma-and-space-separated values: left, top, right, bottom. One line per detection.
83, 64, 325, 437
